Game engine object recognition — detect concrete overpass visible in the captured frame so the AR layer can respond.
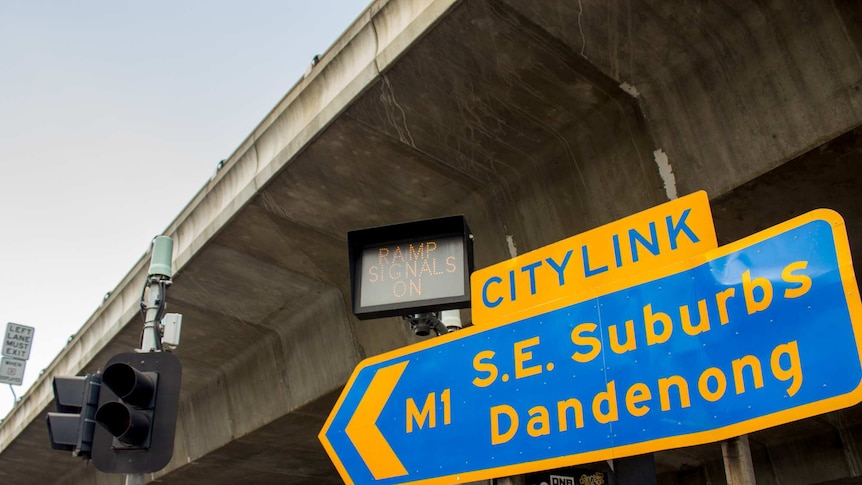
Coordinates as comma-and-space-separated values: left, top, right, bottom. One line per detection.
2, 0, 862, 483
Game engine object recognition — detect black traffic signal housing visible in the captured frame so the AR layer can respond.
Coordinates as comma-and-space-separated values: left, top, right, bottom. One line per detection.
91, 351, 182, 474
46, 373, 101, 459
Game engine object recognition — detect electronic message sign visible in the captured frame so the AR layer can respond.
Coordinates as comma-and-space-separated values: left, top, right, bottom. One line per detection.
321, 204, 862, 485
349, 216, 473, 319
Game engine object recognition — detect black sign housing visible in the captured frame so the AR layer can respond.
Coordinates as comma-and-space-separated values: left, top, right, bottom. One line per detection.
348, 215, 473, 320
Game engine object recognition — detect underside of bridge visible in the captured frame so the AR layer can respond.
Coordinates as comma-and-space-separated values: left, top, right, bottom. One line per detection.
2, 1, 862, 484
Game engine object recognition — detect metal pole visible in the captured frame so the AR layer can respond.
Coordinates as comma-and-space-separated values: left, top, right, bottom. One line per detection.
497, 475, 526, 485
722, 435, 757, 485
125, 473, 145, 485
615, 453, 658, 484
138, 277, 164, 353
126, 236, 173, 485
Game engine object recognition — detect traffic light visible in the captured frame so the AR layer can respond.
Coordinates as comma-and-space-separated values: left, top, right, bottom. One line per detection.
91, 351, 182, 474
46, 373, 101, 459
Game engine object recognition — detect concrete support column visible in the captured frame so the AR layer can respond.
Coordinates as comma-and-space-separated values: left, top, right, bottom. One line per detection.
615, 453, 658, 484
827, 412, 862, 476
497, 475, 526, 485
722, 435, 757, 485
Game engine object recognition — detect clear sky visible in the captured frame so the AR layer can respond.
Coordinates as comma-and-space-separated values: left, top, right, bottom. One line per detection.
0, 0, 370, 420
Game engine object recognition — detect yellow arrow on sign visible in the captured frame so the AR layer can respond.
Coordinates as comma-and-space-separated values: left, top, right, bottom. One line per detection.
344, 360, 409, 480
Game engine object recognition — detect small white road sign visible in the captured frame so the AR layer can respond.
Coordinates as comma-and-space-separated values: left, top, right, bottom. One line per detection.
0, 357, 26, 385
3, 322, 35, 361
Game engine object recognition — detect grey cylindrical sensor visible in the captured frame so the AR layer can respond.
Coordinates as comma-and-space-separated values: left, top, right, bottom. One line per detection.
148, 236, 173, 277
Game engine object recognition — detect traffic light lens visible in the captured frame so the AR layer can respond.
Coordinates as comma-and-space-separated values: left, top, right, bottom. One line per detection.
102, 362, 156, 407
94, 401, 150, 446
95, 402, 130, 437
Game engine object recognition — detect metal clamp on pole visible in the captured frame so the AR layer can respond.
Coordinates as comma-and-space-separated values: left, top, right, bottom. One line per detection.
137, 236, 182, 353
403, 309, 463, 337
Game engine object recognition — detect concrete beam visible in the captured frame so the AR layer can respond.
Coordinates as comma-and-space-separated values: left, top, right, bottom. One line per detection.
2, 1, 862, 484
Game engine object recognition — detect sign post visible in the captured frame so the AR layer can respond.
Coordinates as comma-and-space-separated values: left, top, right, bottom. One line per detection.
321, 202, 862, 485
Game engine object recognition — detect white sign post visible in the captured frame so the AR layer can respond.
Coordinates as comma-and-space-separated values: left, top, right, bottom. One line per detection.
3, 322, 35, 361
0, 357, 26, 385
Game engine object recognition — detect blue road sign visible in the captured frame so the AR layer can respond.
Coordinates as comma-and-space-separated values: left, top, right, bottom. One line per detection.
320, 210, 862, 485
